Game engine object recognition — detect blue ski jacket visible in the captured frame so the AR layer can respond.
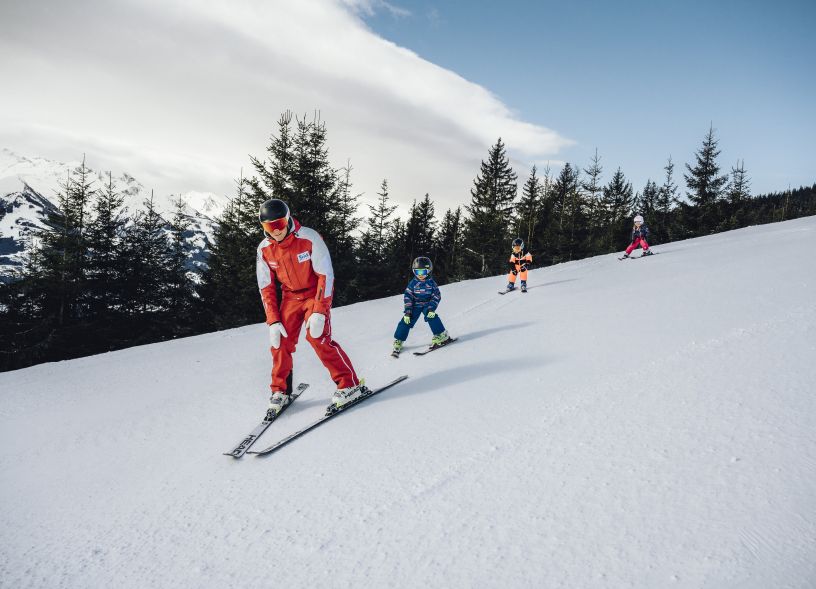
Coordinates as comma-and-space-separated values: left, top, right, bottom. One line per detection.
631, 224, 650, 241
403, 277, 441, 314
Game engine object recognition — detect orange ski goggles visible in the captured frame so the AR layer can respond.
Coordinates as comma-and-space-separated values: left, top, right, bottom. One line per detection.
261, 217, 288, 233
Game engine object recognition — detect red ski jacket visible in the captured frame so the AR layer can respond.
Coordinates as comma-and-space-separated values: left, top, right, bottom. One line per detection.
256, 218, 335, 324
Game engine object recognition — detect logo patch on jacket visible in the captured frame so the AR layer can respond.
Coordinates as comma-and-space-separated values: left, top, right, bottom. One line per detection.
297, 251, 311, 263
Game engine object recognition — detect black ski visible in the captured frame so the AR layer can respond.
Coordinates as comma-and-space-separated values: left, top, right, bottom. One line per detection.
498, 288, 516, 295
413, 337, 458, 356
249, 375, 409, 456
223, 383, 309, 458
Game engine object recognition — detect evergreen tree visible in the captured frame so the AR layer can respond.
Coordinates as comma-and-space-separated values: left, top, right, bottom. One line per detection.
166, 195, 195, 330
684, 125, 728, 234
722, 160, 751, 230
582, 150, 604, 255
543, 163, 584, 262
356, 180, 399, 301
656, 156, 679, 241
327, 162, 361, 305
248, 110, 295, 207
515, 165, 541, 251
197, 174, 261, 330
433, 207, 465, 284
405, 194, 437, 263
601, 168, 634, 250
86, 172, 127, 317
463, 138, 518, 277
122, 192, 170, 320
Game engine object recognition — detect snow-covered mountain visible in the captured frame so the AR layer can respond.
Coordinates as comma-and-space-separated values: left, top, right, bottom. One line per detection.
0, 148, 229, 281
1, 217, 815, 588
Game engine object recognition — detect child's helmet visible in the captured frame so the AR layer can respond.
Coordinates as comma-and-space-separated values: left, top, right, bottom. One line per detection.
512, 237, 524, 250
411, 256, 433, 278
633, 214, 644, 224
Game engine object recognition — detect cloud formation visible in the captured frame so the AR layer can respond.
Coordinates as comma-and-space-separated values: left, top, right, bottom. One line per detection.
0, 0, 570, 212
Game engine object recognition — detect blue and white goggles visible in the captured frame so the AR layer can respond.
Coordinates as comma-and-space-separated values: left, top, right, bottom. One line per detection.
413, 268, 429, 278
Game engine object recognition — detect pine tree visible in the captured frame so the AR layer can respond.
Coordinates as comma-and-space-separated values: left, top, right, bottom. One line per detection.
545, 163, 584, 262
724, 160, 751, 229
248, 110, 295, 207
122, 192, 170, 320
657, 156, 678, 241
515, 165, 541, 251
601, 168, 634, 250
86, 172, 127, 317
434, 207, 465, 284
166, 195, 195, 330
327, 162, 361, 305
197, 174, 261, 330
684, 125, 728, 235
356, 180, 399, 301
405, 194, 437, 264
582, 149, 604, 255
463, 138, 518, 277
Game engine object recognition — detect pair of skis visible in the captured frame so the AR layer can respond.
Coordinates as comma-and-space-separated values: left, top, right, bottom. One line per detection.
392, 337, 459, 358
498, 287, 527, 295
224, 375, 408, 458
618, 252, 657, 261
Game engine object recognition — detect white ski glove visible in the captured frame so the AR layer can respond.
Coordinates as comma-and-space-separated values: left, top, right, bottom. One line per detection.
306, 312, 326, 338
268, 322, 288, 349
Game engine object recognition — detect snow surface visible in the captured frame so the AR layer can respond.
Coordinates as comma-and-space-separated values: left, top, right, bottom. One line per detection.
2, 218, 815, 588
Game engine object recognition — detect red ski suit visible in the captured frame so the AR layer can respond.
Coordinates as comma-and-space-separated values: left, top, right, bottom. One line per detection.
256, 219, 358, 392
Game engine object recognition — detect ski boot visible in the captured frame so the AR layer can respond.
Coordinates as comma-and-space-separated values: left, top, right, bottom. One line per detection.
505, 282, 516, 292
431, 330, 451, 348
391, 339, 403, 358
520, 280, 528, 293
330, 381, 368, 410
266, 391, 290, 419
620, 253, 630, 259
641, 250, 654, 256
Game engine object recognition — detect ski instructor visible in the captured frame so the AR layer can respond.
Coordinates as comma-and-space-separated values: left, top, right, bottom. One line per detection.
256, 199, 364, 417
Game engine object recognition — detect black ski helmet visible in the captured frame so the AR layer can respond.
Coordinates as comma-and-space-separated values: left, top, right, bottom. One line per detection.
512, 237, 524, 250
258, 199, 293, 234
411, 256, 433, 274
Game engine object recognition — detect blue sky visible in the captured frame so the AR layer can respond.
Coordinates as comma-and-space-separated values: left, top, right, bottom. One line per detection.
361, 0, 816, 194
0, 0, 812, 213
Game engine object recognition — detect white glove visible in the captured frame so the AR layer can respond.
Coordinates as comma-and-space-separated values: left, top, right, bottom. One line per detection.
268, 322, 288, 349
306, 313, 326, 338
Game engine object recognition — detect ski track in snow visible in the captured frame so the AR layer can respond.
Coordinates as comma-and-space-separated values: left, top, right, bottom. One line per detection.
2, 217, 816, 588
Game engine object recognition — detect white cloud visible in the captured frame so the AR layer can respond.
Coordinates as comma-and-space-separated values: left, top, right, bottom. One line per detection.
0, 0, 571, 214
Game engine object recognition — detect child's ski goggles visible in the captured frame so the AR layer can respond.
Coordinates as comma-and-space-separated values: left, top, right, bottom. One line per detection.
413, 268, 429, 278
261, 217, 288, 233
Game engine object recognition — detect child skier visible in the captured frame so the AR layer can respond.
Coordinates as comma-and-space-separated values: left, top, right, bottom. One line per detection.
256, 198, 365, 417
504, 237, 533, 293
620, 214, 653, 259
392, 257, 451, 357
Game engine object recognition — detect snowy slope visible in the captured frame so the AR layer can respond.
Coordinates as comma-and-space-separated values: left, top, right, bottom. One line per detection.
1, 218, 815, 589
0, 149, 229, 279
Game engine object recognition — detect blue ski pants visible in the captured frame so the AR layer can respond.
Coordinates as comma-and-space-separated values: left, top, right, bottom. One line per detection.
394, 307, 445, 341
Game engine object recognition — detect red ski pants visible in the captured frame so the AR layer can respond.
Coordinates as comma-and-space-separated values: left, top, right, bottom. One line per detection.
625, 237, 650, 255
269, 295, 359, 392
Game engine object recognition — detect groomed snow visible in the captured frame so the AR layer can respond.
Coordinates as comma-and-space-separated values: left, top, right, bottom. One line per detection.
2, 217, 815, 588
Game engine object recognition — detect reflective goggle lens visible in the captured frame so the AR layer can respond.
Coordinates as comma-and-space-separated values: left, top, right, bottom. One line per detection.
261, 218, 288, 233
413, 268, 429, 277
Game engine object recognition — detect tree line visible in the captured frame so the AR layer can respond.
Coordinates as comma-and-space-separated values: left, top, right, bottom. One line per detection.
1, 115, 814, 371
